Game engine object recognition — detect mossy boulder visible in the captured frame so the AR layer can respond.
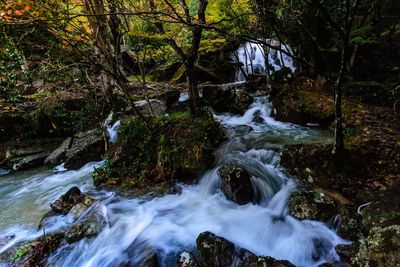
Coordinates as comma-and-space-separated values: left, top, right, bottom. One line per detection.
93, 110, 226, 192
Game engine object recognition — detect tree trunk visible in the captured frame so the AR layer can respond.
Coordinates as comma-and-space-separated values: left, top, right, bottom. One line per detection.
186, 60, 201, 115
332, 38, 349, 167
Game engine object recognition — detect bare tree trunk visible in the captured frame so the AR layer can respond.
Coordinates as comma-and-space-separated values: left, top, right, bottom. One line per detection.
333, 39, 348, 163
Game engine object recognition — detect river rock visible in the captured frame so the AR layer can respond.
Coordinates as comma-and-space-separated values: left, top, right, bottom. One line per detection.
219, 164, 254, 205
196, 232, 295, 267
50, 187, 93, 215
233, 125, 253, 136
196, 232, 235, 267
135, 99, 166, 116
235, 248, 295, 267
137, 252, 160, 267
0, 233, 64, 266
64, 129, 105, 170
177, 252, 199, 267
288, 191, 338, 221
65, 208, 105, 244
44, 137, 72, 165
157, 90, 180, 108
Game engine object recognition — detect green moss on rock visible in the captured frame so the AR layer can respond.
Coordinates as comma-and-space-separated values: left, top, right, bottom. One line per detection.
354, 225, 400, 266
93, 109, 226, 192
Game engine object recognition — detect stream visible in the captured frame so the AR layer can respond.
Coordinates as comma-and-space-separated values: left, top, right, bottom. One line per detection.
0, 96, 347, 267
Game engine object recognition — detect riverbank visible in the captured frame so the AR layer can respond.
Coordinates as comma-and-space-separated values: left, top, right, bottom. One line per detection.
272, 77, 400, 266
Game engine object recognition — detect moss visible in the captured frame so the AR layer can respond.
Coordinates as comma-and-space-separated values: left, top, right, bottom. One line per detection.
353, 225, 400, 266
93, 109, 226, 191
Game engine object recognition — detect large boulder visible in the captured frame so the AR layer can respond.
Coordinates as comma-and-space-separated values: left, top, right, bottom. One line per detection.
64, 129, 105, 170
219, 164, 254, 205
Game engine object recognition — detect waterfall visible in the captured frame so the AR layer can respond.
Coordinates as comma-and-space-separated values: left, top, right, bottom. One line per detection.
234, 41, 296, 82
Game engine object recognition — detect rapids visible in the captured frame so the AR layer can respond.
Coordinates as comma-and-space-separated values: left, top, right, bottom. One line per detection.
0, 96, 347, 267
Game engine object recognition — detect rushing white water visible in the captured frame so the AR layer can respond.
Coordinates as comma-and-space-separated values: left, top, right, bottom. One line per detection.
0, 97, 345, 267
234, 41, 296, 81
106, 120, 121, 144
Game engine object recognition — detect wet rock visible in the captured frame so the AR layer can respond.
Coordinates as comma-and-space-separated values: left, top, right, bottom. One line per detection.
135, 99, 167, 116
44, 137, 72, 165
50, 187, 92, 215
233, 125, 252, 136
196, 232, 295, 267
252, 110, 264, 123
137, 252, 160, 267
196, 231, 235, 267
0, 233, 64, 267
177, 252, 199, 267
66, 196, 95, 222
65, 209, 105, 244
157, 90, 180, 108
219, 164, 254, 205
288, 191, 338, 221
235, 248, 295, 267
64, 129, 105, 170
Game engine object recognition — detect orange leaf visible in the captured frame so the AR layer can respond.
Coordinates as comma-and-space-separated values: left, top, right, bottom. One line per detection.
15, 10, 23, 16
24, 6, 31, 11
